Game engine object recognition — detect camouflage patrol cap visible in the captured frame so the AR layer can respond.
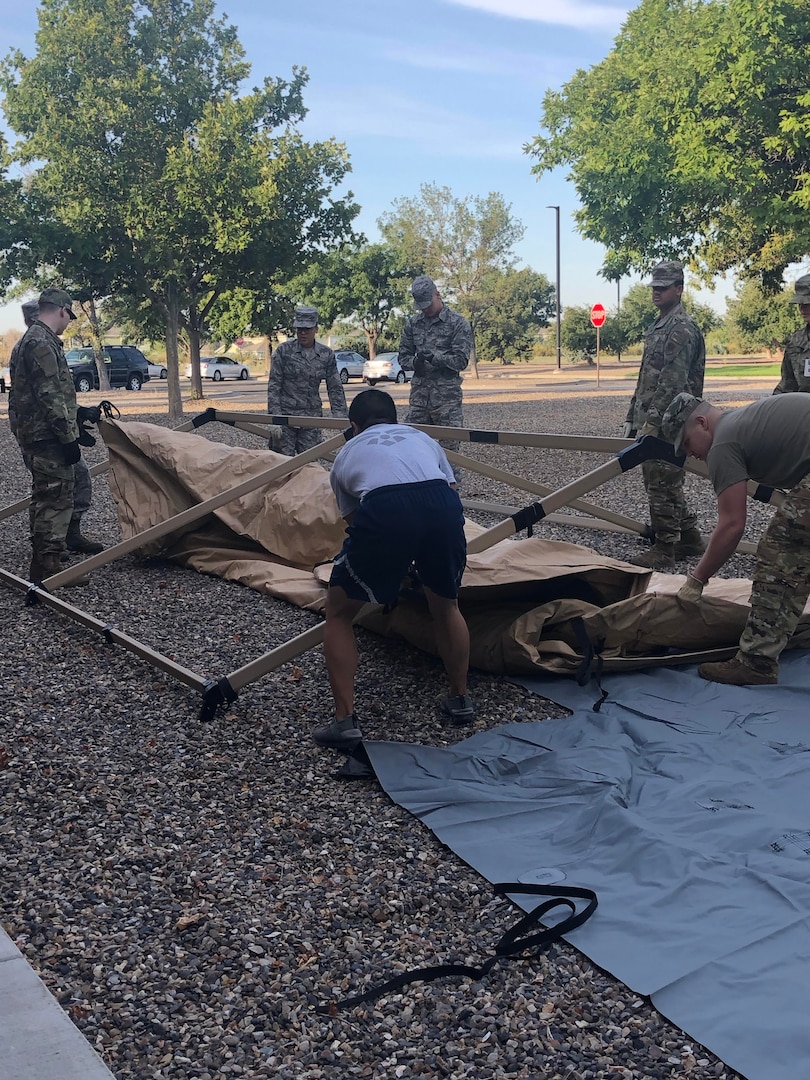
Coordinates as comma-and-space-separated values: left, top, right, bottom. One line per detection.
38, 287, 77, 319
411, 275, 437, 310
649, 260, 685, 287
21, 300, 39, 322
292, 305, 318, 328
788, 274, 810, 303
661, 392, 702, 454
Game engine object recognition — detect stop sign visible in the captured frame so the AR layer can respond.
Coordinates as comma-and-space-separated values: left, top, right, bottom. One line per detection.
590, 303, 606, 328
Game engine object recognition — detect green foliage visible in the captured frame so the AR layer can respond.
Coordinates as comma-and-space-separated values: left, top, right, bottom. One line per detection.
289, 243, 412, 357
379, 183, 526, 336
472, 268, 555, 364
726, 279, 803, 353
1, 0, 358, 414
528, 0, 810, 285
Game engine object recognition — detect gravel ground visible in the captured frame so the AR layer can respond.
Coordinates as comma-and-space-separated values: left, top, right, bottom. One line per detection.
0, 388, 770, 1080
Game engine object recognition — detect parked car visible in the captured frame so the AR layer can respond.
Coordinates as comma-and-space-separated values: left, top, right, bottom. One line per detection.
184, 356, 250, 381
147, 361, 167, 380
362, 352, 412, 385
64, 346, 151, 392
334, 349, 366, 384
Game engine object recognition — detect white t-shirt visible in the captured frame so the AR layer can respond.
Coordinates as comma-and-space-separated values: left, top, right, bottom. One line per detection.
330, 423, 455, 517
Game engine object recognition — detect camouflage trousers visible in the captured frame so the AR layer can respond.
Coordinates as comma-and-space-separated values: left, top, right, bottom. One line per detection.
738, 471, 810, 674
406, 381, 464, 456
22, 449, 90, 542
641, 459, 697, 544
26, 444, 75, 560
275, 424, 323, 458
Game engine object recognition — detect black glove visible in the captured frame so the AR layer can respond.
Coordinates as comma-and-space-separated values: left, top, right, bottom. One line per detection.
412, 357, 426, 377
77, 404, 102, 447
61, 439, 82, 465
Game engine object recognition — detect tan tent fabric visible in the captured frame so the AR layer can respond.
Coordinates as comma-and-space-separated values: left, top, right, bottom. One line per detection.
101, 420, 810, 675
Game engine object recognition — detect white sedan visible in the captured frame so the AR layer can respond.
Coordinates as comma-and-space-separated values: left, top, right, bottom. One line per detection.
147, 361, 167, 379
185, 356, 250, 381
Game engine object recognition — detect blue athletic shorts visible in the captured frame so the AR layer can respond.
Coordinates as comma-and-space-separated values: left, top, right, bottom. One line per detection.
329, 479, 466, 606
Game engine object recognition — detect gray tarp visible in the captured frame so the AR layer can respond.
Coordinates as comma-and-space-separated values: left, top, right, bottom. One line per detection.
364, 654, 810, 1080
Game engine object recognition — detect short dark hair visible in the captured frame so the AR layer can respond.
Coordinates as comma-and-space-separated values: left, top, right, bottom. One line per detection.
348, 388, 397, 431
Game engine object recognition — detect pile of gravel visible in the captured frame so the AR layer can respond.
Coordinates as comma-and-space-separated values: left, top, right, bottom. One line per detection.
0, 389, 765, 1080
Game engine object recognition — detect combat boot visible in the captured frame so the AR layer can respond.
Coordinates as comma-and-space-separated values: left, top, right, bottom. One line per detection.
675, 527, 706, 557
28, 552, 64, 583
698, 656, 777, 686
628, 542, 675, 569
66, 516, 104, 555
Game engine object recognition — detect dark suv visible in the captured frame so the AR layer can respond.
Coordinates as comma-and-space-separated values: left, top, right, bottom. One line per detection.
65, 346, 151, 392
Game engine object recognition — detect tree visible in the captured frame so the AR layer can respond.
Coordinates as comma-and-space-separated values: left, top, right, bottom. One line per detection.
726, 280, 803, 354
379, 183, 526, 369
290, 243, 412, 358
2, 0, 358, 418
528, 0, 810, 286
471, 268, 555, 364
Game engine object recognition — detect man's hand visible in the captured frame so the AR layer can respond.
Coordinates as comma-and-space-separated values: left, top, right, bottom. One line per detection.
622, 422, 636, 438
639, 422, 659, 437
61, 440, 82, 466
677, 573, 705, 605
76, 404, 101, 447
267, 425, 284, 452
412, 356, 427, 377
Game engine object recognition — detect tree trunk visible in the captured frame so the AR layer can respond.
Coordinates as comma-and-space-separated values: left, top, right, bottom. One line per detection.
165, 288, 184, 421
86, 297, 111, 391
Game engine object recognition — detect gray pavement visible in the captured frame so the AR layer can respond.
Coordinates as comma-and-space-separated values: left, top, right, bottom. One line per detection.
0, 926, 115, 1079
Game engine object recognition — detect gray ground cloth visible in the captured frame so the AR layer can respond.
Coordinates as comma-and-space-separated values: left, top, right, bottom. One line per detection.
364, 653, 810, 1080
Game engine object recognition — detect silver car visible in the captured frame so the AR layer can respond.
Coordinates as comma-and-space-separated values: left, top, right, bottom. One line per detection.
185, 356, 250, 381
362, 352, 412, 385
334, 349, 366, 384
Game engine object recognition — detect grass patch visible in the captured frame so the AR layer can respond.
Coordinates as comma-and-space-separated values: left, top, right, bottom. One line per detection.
618, 363, 781, 379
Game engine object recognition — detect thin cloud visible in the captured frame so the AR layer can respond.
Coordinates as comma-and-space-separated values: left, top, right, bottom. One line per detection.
445, 0, 629, 31
382, 42, 575, 87
301, 86, 527, 160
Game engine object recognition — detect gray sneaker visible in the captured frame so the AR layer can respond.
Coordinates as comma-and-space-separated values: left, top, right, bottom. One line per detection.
312, 713, 363, 750
440, 695, 476, 726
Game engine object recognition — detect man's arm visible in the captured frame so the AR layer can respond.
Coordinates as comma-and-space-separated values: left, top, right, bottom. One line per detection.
398, 318, 416, 368
691, 480, 748, 582
430, 312, 472, 375
772, 346, 799, 395
267, 346, 284, 413
31, 341, 78, 444
324, 350, 348, 416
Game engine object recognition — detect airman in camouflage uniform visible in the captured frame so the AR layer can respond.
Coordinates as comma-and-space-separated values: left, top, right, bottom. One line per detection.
662, 391, 810, 686
624, 260, 706, 569
267, 305, 347, 457
772, 274, 810, 394
10, 300, 103, 558
9, 288, 82, 581
399, 276, 473, 458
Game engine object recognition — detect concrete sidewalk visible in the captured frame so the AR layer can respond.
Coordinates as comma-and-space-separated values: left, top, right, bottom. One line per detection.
0, 926, 115, 1079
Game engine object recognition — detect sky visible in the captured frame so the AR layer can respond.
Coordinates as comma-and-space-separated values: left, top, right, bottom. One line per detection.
0, 0, 736, 335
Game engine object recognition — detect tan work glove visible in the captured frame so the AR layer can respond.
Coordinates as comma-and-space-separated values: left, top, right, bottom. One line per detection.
639, 422, 659, 437
622, 422, 636, 438
677, 573, 705, 605
268, 425, 284, 452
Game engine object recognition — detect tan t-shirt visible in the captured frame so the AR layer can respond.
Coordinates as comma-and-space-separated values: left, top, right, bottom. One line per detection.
708, 394, 810, 495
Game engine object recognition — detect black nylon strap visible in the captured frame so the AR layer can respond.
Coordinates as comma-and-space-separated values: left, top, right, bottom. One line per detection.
316, 881, 597, 1014
571, 616, 608, 711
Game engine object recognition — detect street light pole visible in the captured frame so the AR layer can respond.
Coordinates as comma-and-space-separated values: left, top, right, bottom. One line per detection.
547, 205, 561, 370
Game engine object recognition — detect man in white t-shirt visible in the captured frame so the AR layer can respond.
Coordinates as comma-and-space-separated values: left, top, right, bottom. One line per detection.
661, 391, 810, 685
313, 388, 475, 752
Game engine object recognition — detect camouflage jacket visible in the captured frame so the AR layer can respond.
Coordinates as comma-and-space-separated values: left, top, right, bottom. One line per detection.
399, 305, 472, 385
267, 339, 347, 418
9, 320, 78, 449
772, 324, 810, 394
626, 303, 706, 431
